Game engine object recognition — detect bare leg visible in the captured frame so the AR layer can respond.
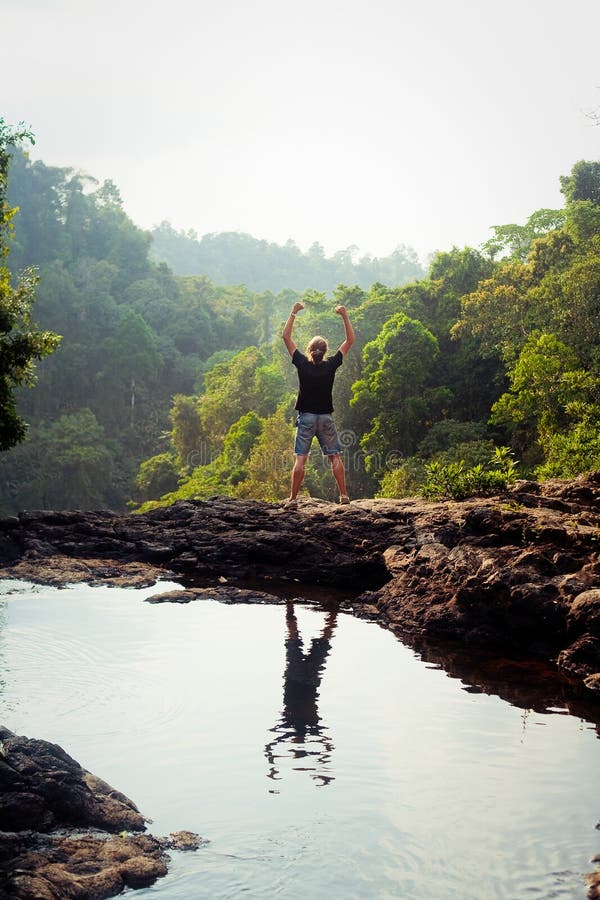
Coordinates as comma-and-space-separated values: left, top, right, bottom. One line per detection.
289, 454, 308, 500
328, 453, 348, 498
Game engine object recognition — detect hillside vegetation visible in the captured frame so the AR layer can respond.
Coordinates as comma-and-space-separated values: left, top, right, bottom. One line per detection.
2, 140, 600, 511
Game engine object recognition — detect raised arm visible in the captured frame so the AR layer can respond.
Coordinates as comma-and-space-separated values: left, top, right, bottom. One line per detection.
282, 301, 304, 356
335, 305, 355, 356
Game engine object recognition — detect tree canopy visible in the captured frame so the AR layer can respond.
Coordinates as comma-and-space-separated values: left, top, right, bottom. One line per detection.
151, 222, 425, 293
3, 145, 600, 511
0, 120, 60, 451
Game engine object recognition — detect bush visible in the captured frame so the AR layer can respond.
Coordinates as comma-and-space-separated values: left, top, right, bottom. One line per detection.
377, 458, 427, 498
420, 447, 518, 500
536, 420, 600, 479
376, 440, 499, 499
135, 452, 179, 501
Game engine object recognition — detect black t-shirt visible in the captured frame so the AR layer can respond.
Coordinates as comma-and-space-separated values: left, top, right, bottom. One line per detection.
292, 349, 343, 413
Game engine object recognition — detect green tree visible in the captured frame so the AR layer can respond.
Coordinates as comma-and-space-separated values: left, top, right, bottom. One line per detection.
36, 409, 114, 508
490, 332, 590, 464
233, 408, 295, 500
482, 209, 566, 261
96, 310, 162, 430
169, 393, 204, 470
559, 160, 600, 205
351, 313, 440, 471
536, 405, 600, 478
199, 346, 288, 452
135, 452, 179, 502
0, 120, 60, 449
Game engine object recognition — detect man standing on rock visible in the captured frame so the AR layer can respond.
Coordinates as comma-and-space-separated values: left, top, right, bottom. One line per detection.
282, 302, 355, 508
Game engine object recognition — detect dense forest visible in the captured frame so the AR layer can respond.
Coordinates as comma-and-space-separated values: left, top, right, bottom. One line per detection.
1, 133, 600, 512
0, 147, 302, 511
151, 222, 424, 293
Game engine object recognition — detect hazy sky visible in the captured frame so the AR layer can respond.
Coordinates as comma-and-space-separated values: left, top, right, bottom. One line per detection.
4, 0, 600, 261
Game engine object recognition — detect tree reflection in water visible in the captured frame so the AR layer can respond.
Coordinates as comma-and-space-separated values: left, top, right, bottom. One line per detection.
265, 602, 337, 787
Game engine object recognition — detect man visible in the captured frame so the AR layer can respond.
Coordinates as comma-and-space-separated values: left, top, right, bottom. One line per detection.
282, 302, 355, 507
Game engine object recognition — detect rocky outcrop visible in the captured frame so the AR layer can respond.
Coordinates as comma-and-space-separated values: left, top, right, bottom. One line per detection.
0, 728, 200, 899
0, 728, 146, 835
0, 499, 404, 588
146, 585, 288, 605
0, 555, 167, 588
348, 475, 600, 692
0, 831, 168, 900
2, 474, 600, 691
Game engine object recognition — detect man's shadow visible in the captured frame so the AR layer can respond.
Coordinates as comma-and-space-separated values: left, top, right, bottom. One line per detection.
265, 601, 337, 787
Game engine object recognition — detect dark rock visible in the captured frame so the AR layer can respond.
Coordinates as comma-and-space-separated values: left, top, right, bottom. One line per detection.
159, 831, 205, 851
0, 729, 181, 899
557, 635, 600, 679
588, 862, 600, 899
145, 586, 286, 606
0, 730, 146, 833
0, 832, 168, 898
0, 556, 167, 588
511, 479, 541, 495
568, 589, 600, 638
0, 516, 19, 529
145, 589, 198, 604
584, 673, 600, 694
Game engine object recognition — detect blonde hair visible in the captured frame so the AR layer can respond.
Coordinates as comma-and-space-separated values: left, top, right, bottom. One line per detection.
306, 335, 328, 364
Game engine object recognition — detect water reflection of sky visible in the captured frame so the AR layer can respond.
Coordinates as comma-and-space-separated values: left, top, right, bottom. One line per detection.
0, 579, 599, 899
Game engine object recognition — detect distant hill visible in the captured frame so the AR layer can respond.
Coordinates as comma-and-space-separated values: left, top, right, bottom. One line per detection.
150, 222, 425, 293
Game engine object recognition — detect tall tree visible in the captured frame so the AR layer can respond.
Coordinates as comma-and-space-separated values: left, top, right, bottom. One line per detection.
0, 120, 60, 450
351, 313, 440, 471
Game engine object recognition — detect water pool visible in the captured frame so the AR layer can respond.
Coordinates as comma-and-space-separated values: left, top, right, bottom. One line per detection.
0, 578, 598, 899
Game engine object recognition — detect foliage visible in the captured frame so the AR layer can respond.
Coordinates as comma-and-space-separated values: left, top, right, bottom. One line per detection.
350, 313, 440, 471
35, 409, 114, 509
535, 409, 600, 479
233, 408, 295, 501
559, 160, 600, 205
490, 333, 579, 430
420, 447, 518, 501
0, 120, 60, 450
135, 411, 266, 509
377, 457, 427, 499
481, 209, 566, 261
169, 394, 203, 470
377, 437, 495, 499
6, 146, 600, 512
198, 347, 289, 453
415, 419, 488, 457
135, 452, 179, 501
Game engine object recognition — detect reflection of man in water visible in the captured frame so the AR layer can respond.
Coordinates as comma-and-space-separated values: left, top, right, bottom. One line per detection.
265, 602, 337, 787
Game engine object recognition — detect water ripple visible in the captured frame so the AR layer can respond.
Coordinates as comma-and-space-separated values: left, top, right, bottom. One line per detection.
0, 583, 599, 900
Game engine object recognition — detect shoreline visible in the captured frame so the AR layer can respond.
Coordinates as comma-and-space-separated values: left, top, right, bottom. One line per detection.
1, 473, 600, 692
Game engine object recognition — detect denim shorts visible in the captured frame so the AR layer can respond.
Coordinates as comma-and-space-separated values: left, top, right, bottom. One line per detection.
294, 412, 342, 456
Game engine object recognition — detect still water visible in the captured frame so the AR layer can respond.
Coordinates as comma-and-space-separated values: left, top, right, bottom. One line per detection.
0, 578, 599, 899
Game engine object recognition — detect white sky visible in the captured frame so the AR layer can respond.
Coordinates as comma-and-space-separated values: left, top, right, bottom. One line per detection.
3, 0, 600, 261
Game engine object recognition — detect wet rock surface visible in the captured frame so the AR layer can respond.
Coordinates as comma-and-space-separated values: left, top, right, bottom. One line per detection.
0, 728, 146, 835
0, 728, 200, 899
145, 585, 289, 605
2, 475, 600, 692
0, 831, 169, 900
0, 555, 167, 589
0, 499, 398, 589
